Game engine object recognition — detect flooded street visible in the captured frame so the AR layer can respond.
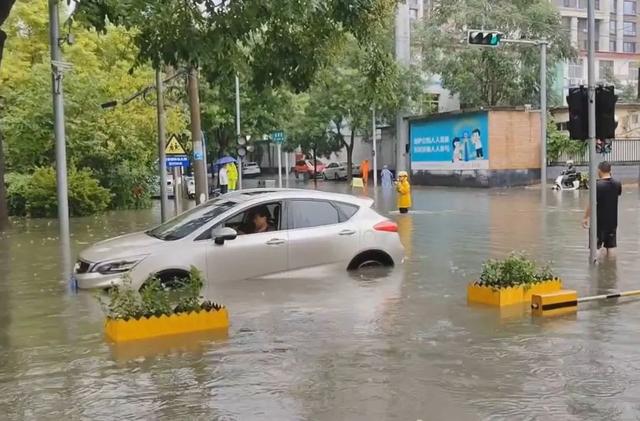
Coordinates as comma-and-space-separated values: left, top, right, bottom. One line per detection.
2, 181, 640, 420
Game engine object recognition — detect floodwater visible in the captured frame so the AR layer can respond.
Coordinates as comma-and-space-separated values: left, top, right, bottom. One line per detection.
2, 180, 640, 420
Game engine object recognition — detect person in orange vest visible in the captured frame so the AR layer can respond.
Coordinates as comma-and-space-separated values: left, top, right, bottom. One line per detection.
360, 160, 369, 184
396, 171, 412, 214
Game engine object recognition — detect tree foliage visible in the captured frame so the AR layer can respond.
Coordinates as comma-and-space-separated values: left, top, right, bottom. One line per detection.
416, 0, 575, 108
0, 1, 188, 212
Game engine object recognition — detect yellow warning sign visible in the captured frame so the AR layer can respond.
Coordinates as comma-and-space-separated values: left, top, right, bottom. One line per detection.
165, 135, 186, 155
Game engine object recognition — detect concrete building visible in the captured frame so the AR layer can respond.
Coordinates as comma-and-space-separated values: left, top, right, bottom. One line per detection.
554, 0, 640, 100
551, 102, 640, 137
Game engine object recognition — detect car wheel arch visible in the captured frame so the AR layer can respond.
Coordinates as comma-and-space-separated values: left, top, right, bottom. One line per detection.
347, 249, 394, 270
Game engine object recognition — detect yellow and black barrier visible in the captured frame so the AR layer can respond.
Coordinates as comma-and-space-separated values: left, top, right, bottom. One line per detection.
532, 289, 640, 317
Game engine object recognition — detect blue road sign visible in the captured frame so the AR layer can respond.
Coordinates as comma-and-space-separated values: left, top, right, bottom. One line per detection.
271, 130, 286, 145
166, 155, 189, 168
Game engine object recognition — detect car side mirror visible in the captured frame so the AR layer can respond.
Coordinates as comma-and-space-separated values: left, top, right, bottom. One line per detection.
211, 227, 238, 245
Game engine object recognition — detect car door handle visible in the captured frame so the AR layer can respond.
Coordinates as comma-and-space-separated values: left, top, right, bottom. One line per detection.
339, 229, 356, 236
266, 238, 286, 246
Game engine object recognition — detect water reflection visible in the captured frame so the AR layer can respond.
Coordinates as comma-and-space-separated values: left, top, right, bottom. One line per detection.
2, 184, 640, 419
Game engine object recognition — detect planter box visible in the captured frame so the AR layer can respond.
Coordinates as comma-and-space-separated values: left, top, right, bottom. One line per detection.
105, 308, 229, 343
467, 279, 562, 307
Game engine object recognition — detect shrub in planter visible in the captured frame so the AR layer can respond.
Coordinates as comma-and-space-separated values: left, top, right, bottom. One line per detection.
468, 252, 562, 307
99, 267, 228, 342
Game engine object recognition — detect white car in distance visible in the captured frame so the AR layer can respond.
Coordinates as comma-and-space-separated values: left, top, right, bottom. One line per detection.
242, 162, 262, 177
73, 189, 405, 290
322, 162, 361, 180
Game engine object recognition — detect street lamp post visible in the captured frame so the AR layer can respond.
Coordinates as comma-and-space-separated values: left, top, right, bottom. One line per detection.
48, 0, 70, 247
587, 0, 598, 263
155, 68, 169, 222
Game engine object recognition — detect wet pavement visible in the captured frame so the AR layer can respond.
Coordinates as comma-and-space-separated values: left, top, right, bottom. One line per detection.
2, 179, 640, 420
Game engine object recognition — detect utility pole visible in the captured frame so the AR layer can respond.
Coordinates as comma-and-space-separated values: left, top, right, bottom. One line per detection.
588, 0, 598, 263
188, 67, 207, 204
372, 106, 378, 188
394, 1, 410, 173
48, 0, 70, 244
235, 74, 242, 190
156, 68, 168, 222
540, 41, 548, 188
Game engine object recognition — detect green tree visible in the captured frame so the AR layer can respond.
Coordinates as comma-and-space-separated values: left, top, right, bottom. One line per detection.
415, 0, 575, 108
0, 1, 188, 212
0, 0, 16, 229
287, 36, 420, 181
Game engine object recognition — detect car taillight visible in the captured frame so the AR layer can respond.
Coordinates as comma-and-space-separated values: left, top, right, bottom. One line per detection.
374, 220, 398, 232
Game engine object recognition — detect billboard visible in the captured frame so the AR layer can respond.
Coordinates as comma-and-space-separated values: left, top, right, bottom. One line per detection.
410, 112, 489, 170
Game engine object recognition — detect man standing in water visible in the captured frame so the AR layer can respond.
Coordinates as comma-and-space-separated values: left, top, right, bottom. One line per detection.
583, 161, 622, 259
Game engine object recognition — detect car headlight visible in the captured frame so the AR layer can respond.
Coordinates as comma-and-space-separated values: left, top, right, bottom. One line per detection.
93, 256, 147, 274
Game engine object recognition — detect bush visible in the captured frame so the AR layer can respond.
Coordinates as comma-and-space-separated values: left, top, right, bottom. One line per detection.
5, 172, 30, 216
479, 252, 555, 289
98, 267, 220, 321
101, 163, 153, 210
6, 166, 111, 217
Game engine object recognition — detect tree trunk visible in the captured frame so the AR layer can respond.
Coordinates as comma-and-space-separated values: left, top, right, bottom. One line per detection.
0, 129, 8, 230
346, 129, 356, 182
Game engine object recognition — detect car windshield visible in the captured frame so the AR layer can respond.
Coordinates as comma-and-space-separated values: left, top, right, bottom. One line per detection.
146, 199, 238, 241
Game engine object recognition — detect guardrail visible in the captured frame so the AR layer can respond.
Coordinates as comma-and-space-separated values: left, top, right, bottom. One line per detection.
549, 139, 640, 166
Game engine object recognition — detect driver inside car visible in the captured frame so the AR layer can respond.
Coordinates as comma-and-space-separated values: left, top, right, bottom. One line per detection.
238, 205, 275, 235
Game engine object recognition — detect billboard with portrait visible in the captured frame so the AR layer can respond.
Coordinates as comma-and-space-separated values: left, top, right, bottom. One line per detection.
410, 112, 489, 170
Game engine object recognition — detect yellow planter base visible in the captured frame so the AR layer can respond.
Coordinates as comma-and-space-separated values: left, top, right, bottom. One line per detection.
467, 279, 562, 307
105, 308, 229, 343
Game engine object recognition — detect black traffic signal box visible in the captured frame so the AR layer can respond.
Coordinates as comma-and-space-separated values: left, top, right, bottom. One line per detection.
566, 85, 617, 141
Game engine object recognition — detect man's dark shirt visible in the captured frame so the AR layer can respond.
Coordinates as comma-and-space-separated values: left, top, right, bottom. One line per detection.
596, 177, 622, 231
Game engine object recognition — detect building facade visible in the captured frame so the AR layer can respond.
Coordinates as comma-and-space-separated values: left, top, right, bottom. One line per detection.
554, 0, 640, 100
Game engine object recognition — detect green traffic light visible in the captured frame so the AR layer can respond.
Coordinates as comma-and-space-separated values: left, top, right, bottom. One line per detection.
490, 34, 500, 45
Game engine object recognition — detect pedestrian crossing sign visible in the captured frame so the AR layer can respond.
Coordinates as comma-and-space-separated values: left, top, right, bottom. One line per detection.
165, 135, 186, 155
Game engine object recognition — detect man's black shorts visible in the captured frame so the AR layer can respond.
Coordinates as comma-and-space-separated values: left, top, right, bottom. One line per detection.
598, 229, 617, 249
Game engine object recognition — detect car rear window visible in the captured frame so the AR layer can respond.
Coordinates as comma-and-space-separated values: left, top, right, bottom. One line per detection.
333, 202, 359, 222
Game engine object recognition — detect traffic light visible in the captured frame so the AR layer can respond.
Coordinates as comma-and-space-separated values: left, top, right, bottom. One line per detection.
467, 30, 503, 46
567, 86, 589, 141
595, 85, 617, 140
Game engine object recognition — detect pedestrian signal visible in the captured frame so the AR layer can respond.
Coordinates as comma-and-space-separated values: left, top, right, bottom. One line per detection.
467, 30, 503, 46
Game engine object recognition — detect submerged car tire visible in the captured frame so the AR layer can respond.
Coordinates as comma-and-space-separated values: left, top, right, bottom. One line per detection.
347, 250, 394, 270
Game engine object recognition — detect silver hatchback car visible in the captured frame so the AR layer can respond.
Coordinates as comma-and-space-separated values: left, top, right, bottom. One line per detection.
73, 189, 405, 290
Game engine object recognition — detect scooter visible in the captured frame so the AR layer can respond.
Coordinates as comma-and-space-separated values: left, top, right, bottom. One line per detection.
553, 170, 588, 191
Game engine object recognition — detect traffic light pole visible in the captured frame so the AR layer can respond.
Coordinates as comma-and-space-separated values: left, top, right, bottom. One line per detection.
588, 0, 598, 263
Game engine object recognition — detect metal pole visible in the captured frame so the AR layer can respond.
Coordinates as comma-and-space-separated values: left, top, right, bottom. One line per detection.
394, 1, 410, 172
172, 168, 179, 215
313, 148, 318, 189
156, 68, 168, 222
588, 0, 598, 263
235, 75, 243, 190
284, 150, 289, 188
372, 107, 378, 188
540, 42, 547, 188
277, 143, 283, 188
188, 67, 207, 204
48, 0, 70, 244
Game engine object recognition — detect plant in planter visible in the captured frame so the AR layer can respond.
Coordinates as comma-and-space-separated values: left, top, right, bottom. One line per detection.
468, 252, 562, 307
99, 267, 228, 342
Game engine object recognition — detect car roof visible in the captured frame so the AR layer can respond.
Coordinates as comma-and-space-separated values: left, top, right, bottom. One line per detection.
223, 188, 373, 207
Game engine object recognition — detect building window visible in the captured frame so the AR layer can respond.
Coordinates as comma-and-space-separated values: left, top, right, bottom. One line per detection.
579, 0, 599, 8
569, 59, 584, 79
624, 21, 636, 36
624, 0, 637, 14
556, 122, 569, 131
599, 60, 614, 80
624, 42, 637, 53
563, 0, 577, 7
633, 114, 639, 125
612, 0, 617, 11
610, 20, 617, 35
610, 40, 617, 51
